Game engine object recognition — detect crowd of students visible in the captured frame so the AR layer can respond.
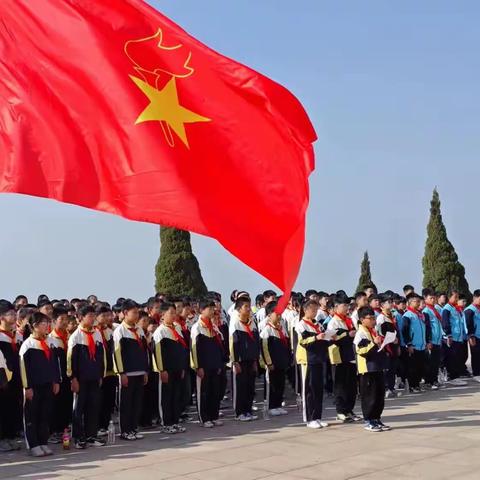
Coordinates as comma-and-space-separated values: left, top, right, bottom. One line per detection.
0, 283, 478, 457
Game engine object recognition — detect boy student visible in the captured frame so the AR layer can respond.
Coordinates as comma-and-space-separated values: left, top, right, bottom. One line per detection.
230, 296, 260, 421
376, 295, 400, 398
260, 301, 290, 416
402, 294, 430, 393
351, 292, 368, 329
95, 305, 117, 435
113, 299, 149, 441
422, 289, 444, 389
255, 290, 277, 328
48, 306, 72, 443
441, 290, 468, 386
296, 299, 330, 429
153, 302, 189, 433
68, 305, 106, 449
20, 312, 60, 457
464, 290, 480, 382
327, 297, 361, 422
191, 300, 225, 427
0, 300, 23, 452
354, 307, 390, 432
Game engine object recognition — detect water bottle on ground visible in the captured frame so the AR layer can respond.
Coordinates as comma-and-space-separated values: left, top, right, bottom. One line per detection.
108, 420, 116, 444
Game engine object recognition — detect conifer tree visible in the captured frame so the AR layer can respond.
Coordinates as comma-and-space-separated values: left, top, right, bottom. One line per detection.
155, 226, 208, 297
356, 251, 376, 293
422, 188, 470, 299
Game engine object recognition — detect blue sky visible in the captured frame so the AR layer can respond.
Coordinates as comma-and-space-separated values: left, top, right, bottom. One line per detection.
1, 0, 479, 303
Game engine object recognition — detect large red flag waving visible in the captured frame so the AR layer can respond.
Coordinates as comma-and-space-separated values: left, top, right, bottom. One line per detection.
0, 0, 316, 308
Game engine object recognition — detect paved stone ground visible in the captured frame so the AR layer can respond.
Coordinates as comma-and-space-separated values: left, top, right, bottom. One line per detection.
2, 382, 480, 480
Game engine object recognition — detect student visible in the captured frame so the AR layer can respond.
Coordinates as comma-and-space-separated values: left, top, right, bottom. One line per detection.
230, 297, 260, 421
376, 295, 400, 398
403, 285, 415, 297
20, 312, 60, 457
436, 292, 447, 312
213, 299, 230, 409
191, 300, 225, 427
175, 303, 193, 420
255, 290, 277, 328
369, 295, 382, 318
354, 307, 390, 432
422, 289, 444, 389
68, 305, 106, 449
327, 297, 360, 422
441, 290, 468, 386
0, 300, 23, 452
402, 294, 429, 393
48, 306, 72, 443
315, 292, 331, 326
364, 284, 377, 299
113, 299, 149, 441
152, 302, 188, 434
260, 301, 290, 416
95, 305, 117, 435
351, 292, 368, 329
296, 299, 330, 429
464, 290, 480, 382
392, 296, 408, 388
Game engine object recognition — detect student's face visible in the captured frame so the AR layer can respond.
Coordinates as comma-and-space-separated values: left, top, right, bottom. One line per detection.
458, 299, 467, 308
201, 306, 215, 319
124, 307, 139, 324
362, 315, 376, 329
425, 295, 436, 306
55, 314, 69, 331
309, 294, 319, 302
365, 288, 375, 298
180, 306, 191, 318
304, 305, 319, 319
404, 289, 414, 297
15, 298, 27, 308
238, 303, 252, 318
67, 321, 77, 333
138, 317, 148, 330
409, 298, 421, 310
40, 304, 53, 317
265, 295, 276, 304
148, 303, 161, 319
397, 301, 406, 311
381, 300, 392, 311
147, 323, 157, 334
335, 304, 348, 316
449, 293, 459, 304
319, 297, 328, 309
34, 320, 49, 337
438, 295, 447, 305
269, 312, 281, 323
162, 307, 177, 324
357, 296, 368, 308
81, 312, 96, 328
369, 299, 380, 309
1, 310, 16, 329
175, 302, 184, 315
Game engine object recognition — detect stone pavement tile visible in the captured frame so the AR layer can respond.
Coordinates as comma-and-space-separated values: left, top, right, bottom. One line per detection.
185, 465, 269, 480
147, 457, 224, 475
429, 448, 480, 468
288, 461, 375, 480
86, 467, 175, 480
386, 459, 474, 479
234, 454, 320, 474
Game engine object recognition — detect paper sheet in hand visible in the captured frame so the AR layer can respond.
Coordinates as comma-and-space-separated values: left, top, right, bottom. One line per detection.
323, 329, 336, 341
378, 331, 396, 351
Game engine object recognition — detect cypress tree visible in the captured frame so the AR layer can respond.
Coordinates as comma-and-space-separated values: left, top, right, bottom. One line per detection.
422, 188, 470, 299
155, 226, 208, 297
356, 251, 376, 293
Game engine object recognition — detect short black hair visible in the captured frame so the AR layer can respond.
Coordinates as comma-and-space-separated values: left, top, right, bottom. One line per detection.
422, 288, 435, 298
305, 289, 318, 298
358, 306, 375, 321
265, 301, 278, 316
199, 299, 215, 311
473, 290, 480, 299
378, 294, 392, 305
95, 305, 112, 315
407, 293, 422, 303
52, 306, 69, 320
403, 284, 414, 292
38, 299, 52, 308
30, 311, 50, 327
263, 290, 276, 298
333, 295, 348, 307
354, 291, 367, 301
78, 305, 95, 317
121, 299, 138, 312
235, 297, 251, 311
0, 300, 15, 316
159, 302, 175, 312
147, 297, 160, 309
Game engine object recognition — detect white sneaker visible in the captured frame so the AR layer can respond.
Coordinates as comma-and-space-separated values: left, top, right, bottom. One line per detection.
30, 446, 45, 457
212, 419, 224, 426
269, 408, 282, 416
317, 420, 329, 428
473, 376, 480, 383
307, 421, 321, 429
40, 445, 54, 456
202, 421, 214, 428
237, 414, 251, 422
247, 413, 258, 421
278, 408, 288, 415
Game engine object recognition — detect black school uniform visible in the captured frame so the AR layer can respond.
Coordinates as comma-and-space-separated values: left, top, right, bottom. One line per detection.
68, 327, 105, 442
0, 329, 23, 441
229, 315, 260, 417
260, 322, 291, 409
153, 323, 189, 427
19, 336, 60, 449
191, 317, 225, 423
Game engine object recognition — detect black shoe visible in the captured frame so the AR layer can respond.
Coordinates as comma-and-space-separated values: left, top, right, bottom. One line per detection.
74, 440, 87, 449
87, 436, 106, 447
120, 432, 136, 441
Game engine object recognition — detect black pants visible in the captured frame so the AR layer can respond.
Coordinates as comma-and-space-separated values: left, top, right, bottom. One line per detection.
98, 375, 117, 430
0, 380, 22, 439
425, 345, 442, 384
51, 379, 73, 434
446, 341, 465, 380
384, 356, 398, 390
160, 370, 183, 426
333, 363, 357, 415
408, 349, 425, 388
397, 347, 408, 382
180, 369, 192, 413
324, 358, 333, 394
471, 340, 480, 376
140, 371, 158, 427
119, 375, 144, 434
233, 360, 256, 416
197, 369, 221, 423
219, 366, 227, 401
287, 364, 302, 395
24, 383, 53, 448
266, 367, 286, 409
359, 372, 385, 421
72, 379, 101, 441
301, 363, 324, 422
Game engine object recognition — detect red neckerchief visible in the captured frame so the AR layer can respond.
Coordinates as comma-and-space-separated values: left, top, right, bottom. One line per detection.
176, 316, 188, 333
374, 308, 382, 314
426, 305, 441, 321
127, 326, 145, 350
165, 324, 187, 348
201, 317, 223, 347
240, 320, 255, 340
335, 313, 354, 331
302, 318, 322, 334
267, 322, 288, 347
96, 326, 108, 351
37, 337, 51, 361
448, 302, 463, 314
383, 312, 397, 329
367, 327, 377, 339
407, 306, 424, 321
81, 328, 97, 360
0, 329, 17, 352
54, 328, 68, 350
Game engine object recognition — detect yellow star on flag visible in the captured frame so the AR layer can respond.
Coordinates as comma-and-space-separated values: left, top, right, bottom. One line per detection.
130, 75, 210, 148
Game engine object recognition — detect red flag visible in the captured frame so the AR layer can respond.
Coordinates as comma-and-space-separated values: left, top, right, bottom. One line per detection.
0, 0, 316, 309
